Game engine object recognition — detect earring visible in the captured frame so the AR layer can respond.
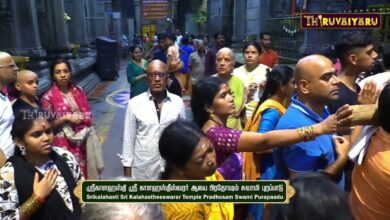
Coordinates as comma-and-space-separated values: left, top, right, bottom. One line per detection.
19, 146, 26, 156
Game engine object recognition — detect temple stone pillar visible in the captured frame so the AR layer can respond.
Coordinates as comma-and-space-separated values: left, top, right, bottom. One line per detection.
85, 0, 109, 44
221, 0, 233, 44
232, 0, 246, 44
246, 0, 260, 36
134, 0, 141, 36
36, 0, 72, 58
64, 0, 92, 58
207, 0, 223, 36
0, 0, 46, 57
0, 0, 50, 93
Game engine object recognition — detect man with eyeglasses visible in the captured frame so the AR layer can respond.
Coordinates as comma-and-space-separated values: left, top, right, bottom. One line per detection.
121, 60, 186, 179
0, 51, 19, 164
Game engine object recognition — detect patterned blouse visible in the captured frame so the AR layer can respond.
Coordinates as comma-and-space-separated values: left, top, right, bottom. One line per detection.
206, 126, 243, 180
0, 147, 83, 220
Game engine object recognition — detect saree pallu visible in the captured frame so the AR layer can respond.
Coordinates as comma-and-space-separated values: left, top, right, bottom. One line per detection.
41, 84, 92, 178
242, 99, 286, 180
162, 171, 234, 220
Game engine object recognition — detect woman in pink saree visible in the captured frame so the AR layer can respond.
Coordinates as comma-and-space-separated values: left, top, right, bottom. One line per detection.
41, 58, 92, 177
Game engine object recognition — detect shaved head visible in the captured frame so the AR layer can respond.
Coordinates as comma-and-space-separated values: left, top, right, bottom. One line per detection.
146, 59, 169, 94
0, 51, 18, 88
17, 70, 37, 82
295, 55, 334, 82
15, 70, 39, 97
146, 59, 168, 73
0, 51, 12, 63
295, 54, 340, 106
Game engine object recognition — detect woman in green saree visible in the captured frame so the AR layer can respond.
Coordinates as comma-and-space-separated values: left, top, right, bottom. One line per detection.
127, 46, 149, 98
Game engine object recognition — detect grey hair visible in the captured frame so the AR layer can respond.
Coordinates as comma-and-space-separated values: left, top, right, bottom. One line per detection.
216, 47, 234, 59
82, 176, 164, 220
194, 39, 204, 47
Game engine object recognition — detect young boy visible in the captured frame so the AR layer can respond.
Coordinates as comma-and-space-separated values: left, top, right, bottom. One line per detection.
12, 70, 43, 116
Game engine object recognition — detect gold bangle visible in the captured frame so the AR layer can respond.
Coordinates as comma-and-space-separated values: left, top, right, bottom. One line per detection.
32, 192, 45, 205
297, 126, 315, 142
20, 195, 42, 216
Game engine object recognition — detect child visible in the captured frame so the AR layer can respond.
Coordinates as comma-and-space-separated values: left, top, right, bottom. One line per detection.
166, 34, 183, 96
167, 34, 181, 71
12, 70, 43, 116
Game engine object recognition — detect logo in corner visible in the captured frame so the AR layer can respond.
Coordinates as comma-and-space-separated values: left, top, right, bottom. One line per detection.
301, 13, 381, 29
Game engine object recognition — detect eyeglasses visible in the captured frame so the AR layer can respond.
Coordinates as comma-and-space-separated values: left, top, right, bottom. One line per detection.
0, 63, 18, 69
147, 72, 168, 78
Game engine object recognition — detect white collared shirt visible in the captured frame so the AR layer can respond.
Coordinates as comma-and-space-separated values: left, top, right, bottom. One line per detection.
121, 90, 186, 180
0, 92, 14, 158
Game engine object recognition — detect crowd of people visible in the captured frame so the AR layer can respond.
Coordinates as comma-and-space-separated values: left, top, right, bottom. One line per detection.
122, 29, 390, 220
0, 28, 390, 219
0, 54, 103, 219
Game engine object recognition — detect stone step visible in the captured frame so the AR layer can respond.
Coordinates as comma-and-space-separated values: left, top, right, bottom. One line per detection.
77, 72, 101, 95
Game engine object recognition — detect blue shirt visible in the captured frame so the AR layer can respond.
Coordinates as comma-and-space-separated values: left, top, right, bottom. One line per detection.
258, 108, 281, 180
180, 45, 194, 73
152, 48, 167, 64
273, 95, 344, 187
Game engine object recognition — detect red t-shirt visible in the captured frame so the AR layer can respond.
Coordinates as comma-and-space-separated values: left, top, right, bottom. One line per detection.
258, 49, 279, 68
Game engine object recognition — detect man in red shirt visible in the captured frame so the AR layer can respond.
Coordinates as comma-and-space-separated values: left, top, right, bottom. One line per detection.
258, 32, 279, 68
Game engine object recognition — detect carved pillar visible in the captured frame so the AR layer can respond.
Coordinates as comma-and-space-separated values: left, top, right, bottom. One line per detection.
37, 0, 71, 58
0, 0, 46, 57
64, 0, 92, 58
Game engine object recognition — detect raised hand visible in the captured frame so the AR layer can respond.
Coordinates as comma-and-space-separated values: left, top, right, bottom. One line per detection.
358, 80, 380, 105
317, 105, 352, 134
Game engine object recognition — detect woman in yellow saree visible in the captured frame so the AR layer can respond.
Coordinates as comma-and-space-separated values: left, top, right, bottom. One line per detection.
159, 120, 234, 220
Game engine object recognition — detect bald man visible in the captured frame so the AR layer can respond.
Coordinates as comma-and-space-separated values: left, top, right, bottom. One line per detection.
274, 55, 349, 188
213, 47, 246, 130
121, 60, 186, 179
13, 70, 43, 116
0, 52, 19, 161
